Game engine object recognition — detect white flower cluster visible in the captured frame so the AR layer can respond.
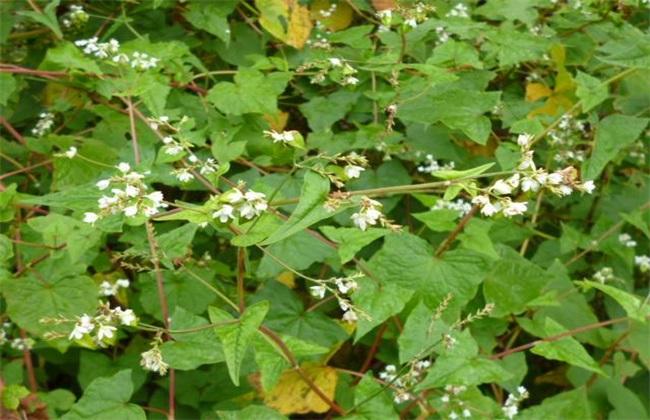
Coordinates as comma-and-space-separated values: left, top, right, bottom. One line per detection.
10, 337, 34, 351
502, 386, 529, 419
629, 140, 646, 164
99, 278, 130, 297
75, 37, 159, 70
376, 9, 393, 28
351, 197, 384, 231
593, 267, 614, 284
341, 151, 368, 181
83, 163, 167, 224
309, 273, 362, 323
417, 154, 455, 175
446, 3, 470, 18
31, 112, 55, 137
472, 133, 595, 218
55, 146, 77, 159
379, 360, 431, 403
618, 233, 637, 248
635, 255, 650, 272
263, 129, 298, 144
141, 343, 169, 376
548, 114, 589, 165
305, 21, 332, 49
318, 2, 337, 18
210, 187, 268, 223
62, 5, 89, 28
431, 199, 473, 217
400, 1, 435, 28
441, 385, 472, 419
68, 304, 137, 347
303, 57, 359, 86
435, 26, 451, 44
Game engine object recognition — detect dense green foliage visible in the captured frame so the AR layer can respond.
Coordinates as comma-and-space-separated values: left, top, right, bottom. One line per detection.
1, 0, 649, 419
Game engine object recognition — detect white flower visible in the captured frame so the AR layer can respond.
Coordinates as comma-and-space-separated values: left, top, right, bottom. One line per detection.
517, 133, 533, 148
547, 172, 563, 185
264, 130, 296, 144
635, 255, 650, 272
238, 203, 257, 220
502, 200, 528, 217
141, 346, 169, 375
244, 191, 266, 202
405, 18, 418, 28
618, 234, 637, 248
557, 185, 573, 196
521, 177, 540, 192
577, 180, 595, 194
96, 324, 117, 341
117, 162, 131, 173
310, 285, 326, 299
492, 179, 513, 195
329, 58, 342, 67
99, 281, 117, 296
64, 146, 78, 159
96, 179, 111, 190
518, 151, 535, 170
449, 412, 458, 420
116, 278, 130, 288
342, 310, 358, 323
162, 136, 174, 144
188, 154, 198, 163
503, 404, 518, 419
213, 204, 235, 223
114, 307, 136, 326
123, 205, 138, 217
69, 315, 94, 340
335, 278, 358, 294
176, 169, 194, 183
344, 165, 365, 179
225, 189, 244, 204
146, 191, 164, 205
165, 144, 183, 155
83, 212, 99, 224
462, 409, 471, 417
441, 394, 450, 403
351, 212, 374, 231
342, 76, 359, 86
125, 184, 140, 197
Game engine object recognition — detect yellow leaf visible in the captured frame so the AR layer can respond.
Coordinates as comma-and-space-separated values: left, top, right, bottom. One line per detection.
256, 0, 313, 49
263, 365, 338, 414
525, 83, 552, 102
310, 0, 353, 32
528, 94, 574, 117
264, 111, 289, 131
276, 270, 295, 288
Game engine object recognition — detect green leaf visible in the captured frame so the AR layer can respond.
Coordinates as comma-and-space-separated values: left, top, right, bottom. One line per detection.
582, 115, 648, 180
0, 233, 13, 263
17, 0, 62, 39
576, 280, 649, 323
429, 40, 483, 69
367, 233, 489, 312
300, 91, 360, 132
398, 89, 500, 144
156, 223, 198, 268
519, 387, 591, 420
353, 276, 414, 341
483, 250, 553, 317
207, 69, 292, 116
257, 231, 337, 278
531, 318, 604, 375
0, 73, 16, 105
398, 301, 438, 363
138, 268, 216, 321
347, 374, 399, 420
160, 307, 225, 370
575, 71, 608, 112
183, 1, 237, 43
319, 226, 387, 263
458, 219, 498, 259
413, 209, 459, 232
431, 163, 495, 180
62, 370, 145, 420
2, 384, 29, 410
42, 42, 102, 74
218, 405, 287, 420
208, 301, 270, 386
261, 172, 331, 245
2, 273, 97, 339
417, 355, 512, 390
